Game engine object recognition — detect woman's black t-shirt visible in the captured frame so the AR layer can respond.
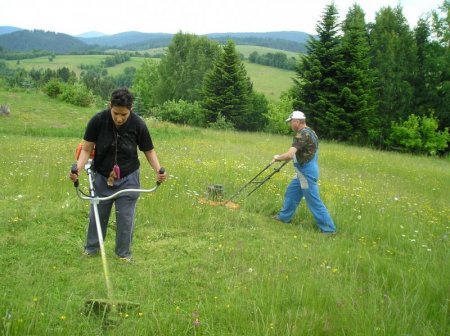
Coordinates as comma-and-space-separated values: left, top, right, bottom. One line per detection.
83, 109, 154, 178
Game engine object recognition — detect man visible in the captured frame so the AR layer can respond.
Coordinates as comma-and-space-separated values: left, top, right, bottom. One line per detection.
69, 88, 166, 261
272, 111, 336, 234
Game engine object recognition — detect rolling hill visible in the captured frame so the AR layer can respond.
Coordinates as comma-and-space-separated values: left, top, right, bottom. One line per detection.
0, 27, 309, 54
0, 26, 23, 35
0, 29, 91, 53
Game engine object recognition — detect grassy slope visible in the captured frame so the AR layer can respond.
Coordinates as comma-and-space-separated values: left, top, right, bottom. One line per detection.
243, 61, 295, 99
0, 89, 448, 335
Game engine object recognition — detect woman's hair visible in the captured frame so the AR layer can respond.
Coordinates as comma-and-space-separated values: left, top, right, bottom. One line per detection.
110, 88, 134, 109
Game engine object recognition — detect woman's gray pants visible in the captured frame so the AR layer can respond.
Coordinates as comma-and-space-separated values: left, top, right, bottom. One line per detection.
84, 170, 140, 258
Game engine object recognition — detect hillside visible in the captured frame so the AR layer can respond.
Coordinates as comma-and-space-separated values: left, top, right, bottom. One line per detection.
0, 26, 22, 35
76, 31, 107, 38
79, 31, 173, 47
81, 31, 309, 53
0, 27, 309, 53
0, 29, 91, 53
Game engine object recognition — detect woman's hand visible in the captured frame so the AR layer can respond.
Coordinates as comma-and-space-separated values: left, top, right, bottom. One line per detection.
157, 168, 167, 183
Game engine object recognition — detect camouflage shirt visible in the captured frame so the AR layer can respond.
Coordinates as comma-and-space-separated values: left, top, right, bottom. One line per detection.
292, 127, 318, 164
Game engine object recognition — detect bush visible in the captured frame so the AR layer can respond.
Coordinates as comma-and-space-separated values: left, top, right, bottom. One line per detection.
264, 94, 294, 135
388, 114, 449, 155
208, 113, 235, 130
156, 100, 206, 127
43, 79, 63, 98
59, 83, 95, 107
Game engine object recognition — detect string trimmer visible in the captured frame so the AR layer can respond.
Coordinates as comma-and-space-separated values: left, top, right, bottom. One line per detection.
71, 160, 164, 323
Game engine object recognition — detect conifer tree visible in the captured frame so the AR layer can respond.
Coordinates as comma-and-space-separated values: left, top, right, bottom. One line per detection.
335, 4, 378, 144
202, 40, 253, 130
291, 3, 342, 137
429, 0, 450, 129
413, 18, 434, 117
369, 6, 418, 143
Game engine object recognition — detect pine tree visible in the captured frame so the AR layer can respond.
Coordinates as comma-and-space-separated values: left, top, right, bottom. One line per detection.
429, 0, 450, 130
291, 3, 342, 137
202, 40, 254, 130
369, 6, 418, 144
413, 18, 434, 117
335, 4, 378, 144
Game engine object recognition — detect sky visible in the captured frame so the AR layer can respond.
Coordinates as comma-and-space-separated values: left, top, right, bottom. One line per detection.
0, 0, 444, 36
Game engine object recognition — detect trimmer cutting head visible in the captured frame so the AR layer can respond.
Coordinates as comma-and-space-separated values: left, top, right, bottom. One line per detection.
85, 299, 140, 321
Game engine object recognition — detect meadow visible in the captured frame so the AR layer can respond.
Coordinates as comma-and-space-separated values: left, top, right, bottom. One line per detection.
235, 45, 299, 59
0, 89, 449, 335
5, 53, 295, 100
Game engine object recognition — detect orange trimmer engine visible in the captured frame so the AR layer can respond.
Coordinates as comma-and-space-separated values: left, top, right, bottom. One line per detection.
75, 142, 96, 160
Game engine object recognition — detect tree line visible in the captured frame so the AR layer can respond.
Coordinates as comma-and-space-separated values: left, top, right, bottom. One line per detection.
288, 2, 449, 153
131, 1, 449, 154
0, 1, 448, 155
248, 51, 297, 70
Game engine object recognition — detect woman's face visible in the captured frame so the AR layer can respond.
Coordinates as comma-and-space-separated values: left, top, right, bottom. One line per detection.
110, 106, 131, 127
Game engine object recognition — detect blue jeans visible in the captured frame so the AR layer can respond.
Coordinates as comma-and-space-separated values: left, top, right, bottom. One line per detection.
277, 164, 336, 233
85, 169, 140, 258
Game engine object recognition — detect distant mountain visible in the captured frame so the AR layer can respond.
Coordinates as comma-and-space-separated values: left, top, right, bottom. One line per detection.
76, 31, 107, 38
208, 36, 307, 53
0, 29, 91, 53
206, 31, 310, 53
0, 26, 23, 35
0, 27, 310, 54
78, 31, 173, 47
206, 31, 311, 44
93, 31, 309, 53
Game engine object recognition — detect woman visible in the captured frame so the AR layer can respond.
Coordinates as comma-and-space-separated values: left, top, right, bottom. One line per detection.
69, 88, 166, 262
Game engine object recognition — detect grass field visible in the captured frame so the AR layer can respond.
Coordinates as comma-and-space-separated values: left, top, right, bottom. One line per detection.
243, 61, 295, 100
0, 89, 449, 335
235, 45, 300, 59
6, 55, 108, 76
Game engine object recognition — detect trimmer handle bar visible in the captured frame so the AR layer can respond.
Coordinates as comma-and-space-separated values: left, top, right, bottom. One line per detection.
71, 162, 164, 201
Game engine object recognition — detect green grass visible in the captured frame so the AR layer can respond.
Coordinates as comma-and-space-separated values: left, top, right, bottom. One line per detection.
1, 89, 449, 335
105, 57, 153, 76
244, 61, 295, 99
6, 55, 107, 76
6, 55, 152, 78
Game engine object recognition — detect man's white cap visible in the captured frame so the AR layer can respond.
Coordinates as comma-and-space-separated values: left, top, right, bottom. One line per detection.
285, 110, 306, 122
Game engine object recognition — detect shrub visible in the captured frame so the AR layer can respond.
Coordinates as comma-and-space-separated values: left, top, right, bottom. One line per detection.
43, 79, 63, 98
208, 113, 235, 130
264, 94, 294, 135
156, 100, 207, 127
388, 114, 449, 155
59, 83, 95, 107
